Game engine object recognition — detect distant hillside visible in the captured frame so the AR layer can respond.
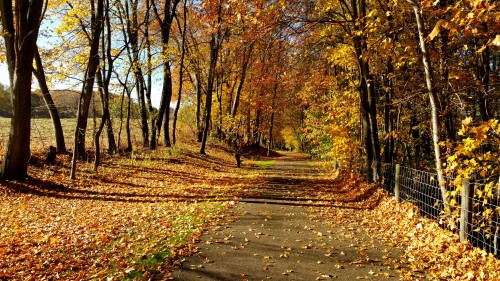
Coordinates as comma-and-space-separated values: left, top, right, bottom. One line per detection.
0, 84, 144, 119
0, 85, 105, 118
31, 90, 103, 118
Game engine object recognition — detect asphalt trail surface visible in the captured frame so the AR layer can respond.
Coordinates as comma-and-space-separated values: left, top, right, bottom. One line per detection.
173, 154, 403, 280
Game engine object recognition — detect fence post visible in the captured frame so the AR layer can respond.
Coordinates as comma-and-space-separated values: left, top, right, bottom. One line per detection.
460, 178, 473, 243
394, 164, 401, 202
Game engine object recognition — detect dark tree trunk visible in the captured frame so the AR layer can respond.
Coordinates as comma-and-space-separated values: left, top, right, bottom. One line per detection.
267, 81, 278, 157
478, 37, 490, 121
200, 33, 220, 154
195, 73, 203, 142
353, 0, 379, 181
383, 62, 394, 164
125, 0, 149, 147
231, 42, 254, 118
0, 0, 44, 179
101, 0, 116, 154
114, 68, 132, 152
145, 0, 157, 149
70, 0, 105, 179
173, 2, 187, 145
151, 0, 181, 149
216, 71, 223, 140
126, 87, 132, 151
94, 87, 108, 172
33, 46, 67, 153
152, 63, 173, 149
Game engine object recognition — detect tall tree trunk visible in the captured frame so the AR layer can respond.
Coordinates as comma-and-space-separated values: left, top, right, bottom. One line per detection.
126, 87, 132, 151
353, 0, 377, 181
145, 0, 157, 149
383, 61, 394, 164
231, 42, 254, 118
478, 32, 491, 121
436, 0, 455, 144
407, 0, 448, 209
216, 71, 223, 140
200, 33, 220, 154
70, 0, 105, 180
114, 68, 132, 152
360, 0, 381, 180
94, 84, 108, 172
151, 0, 181, 149
102, 0, 116, 153
267, 76, 279, 156
33, 46, 66, 153
245, 89, 252, 144
0, 0, 44, 179
153, 63, 173, 148
195, 73, 203, 142
126, 0, 149, 147
173, 2, 187, 145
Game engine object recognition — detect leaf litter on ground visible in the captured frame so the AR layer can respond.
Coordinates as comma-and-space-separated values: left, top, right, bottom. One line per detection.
2, 144, 500, 280
0, 142, 249, 280
311, 170, 500, 281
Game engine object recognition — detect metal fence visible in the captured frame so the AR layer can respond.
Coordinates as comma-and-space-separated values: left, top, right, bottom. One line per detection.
380, 163, 500, 257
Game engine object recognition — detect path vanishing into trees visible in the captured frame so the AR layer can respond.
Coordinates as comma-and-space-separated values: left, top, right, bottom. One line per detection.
173, 153, 407, 280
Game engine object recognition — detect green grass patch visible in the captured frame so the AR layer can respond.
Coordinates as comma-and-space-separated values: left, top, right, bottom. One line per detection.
123, 247, 172, 280
255, 160, 276, 170
105, 202, 226, 280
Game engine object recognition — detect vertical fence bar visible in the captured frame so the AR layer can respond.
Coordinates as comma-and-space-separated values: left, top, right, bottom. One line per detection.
495, 177, 500, 255
394, 164, 401, 202
460, 178, 473, 243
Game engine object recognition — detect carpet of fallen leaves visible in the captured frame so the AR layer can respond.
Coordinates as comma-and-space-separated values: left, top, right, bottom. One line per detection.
0, 143, 252, 280
313, 171, 500, 281
2, 145, 500, 280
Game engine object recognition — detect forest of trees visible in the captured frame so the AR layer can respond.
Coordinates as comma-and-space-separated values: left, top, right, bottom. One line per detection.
0, 0, 498, 189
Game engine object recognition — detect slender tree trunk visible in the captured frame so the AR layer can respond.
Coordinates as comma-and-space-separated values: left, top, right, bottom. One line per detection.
173, 2, 187, 145
383, 72, 394, 164
102, 0, 116, 153
114, 68, 131, 152
94, 87, 108, 172
478, 36, 490, 121
245, 89, 252, 144
267, 79, 278, 156
216, 71, 223, 140
153, 63, 173, 148
70, 0, 105, 179
126, 87, 132, 151
195, 73, 203, 142
231, 42, 254, 118
407, 0, 448, 209
151, 0, 181, 149
33, 46, 66, 153
126, 0, 149, 147
200, 33, 220, 154
145, 0, 157, 149
117, 83, 125, 151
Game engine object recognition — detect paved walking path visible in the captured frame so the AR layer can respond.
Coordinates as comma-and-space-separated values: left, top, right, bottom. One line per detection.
173, 154, 404, 280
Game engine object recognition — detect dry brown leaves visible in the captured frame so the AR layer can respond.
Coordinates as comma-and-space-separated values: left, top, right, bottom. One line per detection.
0, 143, 249, 280
313, 171, 500, 280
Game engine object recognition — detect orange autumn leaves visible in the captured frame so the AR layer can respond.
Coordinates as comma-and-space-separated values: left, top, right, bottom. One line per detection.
0, 144, 246, 280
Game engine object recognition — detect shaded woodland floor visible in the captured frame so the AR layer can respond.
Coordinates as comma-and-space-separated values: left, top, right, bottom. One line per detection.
1, 143, 500, 280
